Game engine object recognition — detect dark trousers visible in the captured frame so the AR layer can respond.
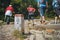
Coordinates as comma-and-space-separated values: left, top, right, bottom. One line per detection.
5, 15, 10, 24
54, 7, 60, 17
28, 13, 34, 20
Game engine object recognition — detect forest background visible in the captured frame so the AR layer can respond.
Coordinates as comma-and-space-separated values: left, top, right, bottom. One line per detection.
0, 0, 55, 20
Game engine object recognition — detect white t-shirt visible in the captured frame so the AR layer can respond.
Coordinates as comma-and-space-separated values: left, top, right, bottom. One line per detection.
5, 10, 12, 16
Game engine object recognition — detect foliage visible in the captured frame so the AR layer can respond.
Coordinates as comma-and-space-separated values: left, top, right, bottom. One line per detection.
0, 0, 55, 20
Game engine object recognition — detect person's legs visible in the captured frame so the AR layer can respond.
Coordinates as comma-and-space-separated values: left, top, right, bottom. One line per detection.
54, 8, 60, 23
28, 13, 32, 25
55, 16, 58, 24
28, 13, 34, 20
59, 15, 60, 18
58, 15, 60, 23
6, 15, 10, 24
42, 16, 45, 21
39, 7, 45, 24
5, 15, 7, 22
28, 14, 30, 21
31, 14, 34, 26
31, 13, 34, 20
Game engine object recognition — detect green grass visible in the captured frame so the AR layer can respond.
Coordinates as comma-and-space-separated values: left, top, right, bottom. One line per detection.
12, 30, 27, 40
35, 16, 54, 21
45, 17, 54, 21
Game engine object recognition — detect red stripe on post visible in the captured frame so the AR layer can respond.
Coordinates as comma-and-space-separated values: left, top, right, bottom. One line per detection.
15, 14, 24, 17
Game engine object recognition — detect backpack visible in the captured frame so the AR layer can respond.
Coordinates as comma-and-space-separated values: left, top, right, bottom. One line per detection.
57, 0, 60, 9
57, 0, 60, 5
52, 0, 60, 9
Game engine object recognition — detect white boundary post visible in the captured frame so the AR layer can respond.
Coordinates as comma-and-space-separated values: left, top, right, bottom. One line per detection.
14, 14, 24, 31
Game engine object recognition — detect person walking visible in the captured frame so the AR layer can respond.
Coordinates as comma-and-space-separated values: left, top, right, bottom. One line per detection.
5, 5, 14, 24
27, 5, 36, 25
52, 0, 60, 24
27, 5, 36, 20
37, 0, 48, 24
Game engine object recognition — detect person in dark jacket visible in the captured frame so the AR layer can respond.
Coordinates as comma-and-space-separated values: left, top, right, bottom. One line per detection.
52, 0, 60, 24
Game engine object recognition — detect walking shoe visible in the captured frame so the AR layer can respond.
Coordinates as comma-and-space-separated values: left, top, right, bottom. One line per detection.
40, 20, 45, 24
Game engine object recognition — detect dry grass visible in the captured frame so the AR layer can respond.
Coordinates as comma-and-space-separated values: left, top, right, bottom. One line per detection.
12, 30, 27, 40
